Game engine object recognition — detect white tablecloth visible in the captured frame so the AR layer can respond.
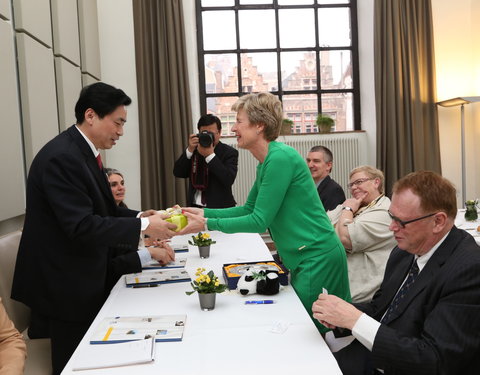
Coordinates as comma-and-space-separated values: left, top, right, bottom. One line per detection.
455, 209, 480, 245
61, 232, 342, 374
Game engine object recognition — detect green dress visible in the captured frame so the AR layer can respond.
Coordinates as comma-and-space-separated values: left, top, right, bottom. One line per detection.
205, 141, 351, 332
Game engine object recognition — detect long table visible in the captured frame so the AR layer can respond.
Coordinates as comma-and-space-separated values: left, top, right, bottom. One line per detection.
455, 209, 480, 245
62, 232, 342, 374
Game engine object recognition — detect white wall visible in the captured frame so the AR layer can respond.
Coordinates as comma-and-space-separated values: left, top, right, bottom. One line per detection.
433, 0, 480, 206
97, 0, 142, 210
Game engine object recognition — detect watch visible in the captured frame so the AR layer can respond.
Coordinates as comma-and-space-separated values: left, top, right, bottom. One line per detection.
342, 206, 353, 212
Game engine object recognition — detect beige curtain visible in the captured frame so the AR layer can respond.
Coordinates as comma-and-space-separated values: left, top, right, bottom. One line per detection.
132, 0, 192, 209
375, 0, 441, 195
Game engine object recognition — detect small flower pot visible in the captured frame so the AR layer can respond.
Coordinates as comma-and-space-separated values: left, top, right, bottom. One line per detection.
465, 204, 478, 221
198, 292, 216, 311
198, 245, 210, 259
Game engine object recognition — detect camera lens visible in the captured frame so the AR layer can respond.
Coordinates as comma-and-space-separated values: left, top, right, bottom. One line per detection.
198, 131, 214, 147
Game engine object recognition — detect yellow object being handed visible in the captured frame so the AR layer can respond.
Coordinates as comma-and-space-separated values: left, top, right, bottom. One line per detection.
166, 214, 188, 232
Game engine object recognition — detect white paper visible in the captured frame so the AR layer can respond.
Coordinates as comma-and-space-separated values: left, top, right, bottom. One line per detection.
72, 337, 155, 371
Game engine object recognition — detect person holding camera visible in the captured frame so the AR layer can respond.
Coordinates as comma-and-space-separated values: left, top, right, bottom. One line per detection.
173, 114, 238, 208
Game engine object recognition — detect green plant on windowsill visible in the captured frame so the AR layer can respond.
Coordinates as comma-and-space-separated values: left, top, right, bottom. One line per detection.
316, 114, 334, 133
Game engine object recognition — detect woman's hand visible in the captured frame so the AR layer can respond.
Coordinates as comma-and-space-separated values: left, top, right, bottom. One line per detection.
176, 210, 207, 235
182, 207, 205, 217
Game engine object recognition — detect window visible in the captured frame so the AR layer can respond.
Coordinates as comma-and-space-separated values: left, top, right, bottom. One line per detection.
196, 0, 360, 135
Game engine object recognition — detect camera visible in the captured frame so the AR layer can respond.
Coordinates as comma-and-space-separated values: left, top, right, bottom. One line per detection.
197, 130, 215, 147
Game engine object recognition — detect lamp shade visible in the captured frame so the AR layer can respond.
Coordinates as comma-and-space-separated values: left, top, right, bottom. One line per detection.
437, 96, 480, 107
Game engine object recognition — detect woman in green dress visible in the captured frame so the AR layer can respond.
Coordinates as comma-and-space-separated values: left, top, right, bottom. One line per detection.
180, 92, 350, 332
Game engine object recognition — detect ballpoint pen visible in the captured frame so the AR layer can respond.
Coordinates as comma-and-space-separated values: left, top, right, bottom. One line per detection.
245, 300, 275, 304
132, 284, 158, 288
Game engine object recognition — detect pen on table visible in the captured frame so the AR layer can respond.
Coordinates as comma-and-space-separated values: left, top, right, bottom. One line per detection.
245, 300, 275, 305
132, 284, 158, 288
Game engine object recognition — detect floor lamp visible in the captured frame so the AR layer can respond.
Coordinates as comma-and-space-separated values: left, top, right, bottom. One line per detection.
437, 96, 480, 207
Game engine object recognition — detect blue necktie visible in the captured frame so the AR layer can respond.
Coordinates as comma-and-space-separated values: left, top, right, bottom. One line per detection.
381, 259, 419, 323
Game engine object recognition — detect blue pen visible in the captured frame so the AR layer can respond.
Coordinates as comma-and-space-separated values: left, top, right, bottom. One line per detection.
245, 300, 275, 305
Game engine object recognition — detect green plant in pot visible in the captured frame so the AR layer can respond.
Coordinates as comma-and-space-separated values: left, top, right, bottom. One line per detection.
316, 114, 334, 134
280, 118, 293, 135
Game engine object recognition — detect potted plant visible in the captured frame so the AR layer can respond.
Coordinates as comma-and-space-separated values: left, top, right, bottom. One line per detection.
280, 118, 293, 135
316, 114, 334, 133
464, 199, 478, 221
186, 268, 227, 310
188, 232, 216, 258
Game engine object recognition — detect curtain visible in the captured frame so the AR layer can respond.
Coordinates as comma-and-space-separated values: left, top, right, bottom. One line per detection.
375, 0, 441, 195
132, 0, 191, 209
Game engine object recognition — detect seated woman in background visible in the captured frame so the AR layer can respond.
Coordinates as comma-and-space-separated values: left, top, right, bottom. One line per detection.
106, 168, 127, 208
327, 166, 396, 303
104, 167, 175, 290
179, 92, 351, 333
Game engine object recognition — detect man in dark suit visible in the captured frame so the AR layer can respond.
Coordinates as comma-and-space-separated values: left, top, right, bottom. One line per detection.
11, 82, 177, 374
312, 171, 480, 375
173, 114, 238, 208
306, 145, 345, 211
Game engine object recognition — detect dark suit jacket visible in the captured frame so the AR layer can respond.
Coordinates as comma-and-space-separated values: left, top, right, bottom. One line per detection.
317, 175, 346, 211
173, 141, 238, 208
335, 226, 480, 375
11, 125, 142, 323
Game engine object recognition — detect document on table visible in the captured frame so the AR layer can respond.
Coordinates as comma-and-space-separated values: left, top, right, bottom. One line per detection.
72, 337, 155, 371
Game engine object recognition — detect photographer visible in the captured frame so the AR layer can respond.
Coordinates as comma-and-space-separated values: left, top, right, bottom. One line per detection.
173, 114, 238, 208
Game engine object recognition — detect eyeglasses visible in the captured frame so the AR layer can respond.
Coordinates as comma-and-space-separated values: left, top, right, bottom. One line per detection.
347, 177, 374, 189
388, 211, 437, 228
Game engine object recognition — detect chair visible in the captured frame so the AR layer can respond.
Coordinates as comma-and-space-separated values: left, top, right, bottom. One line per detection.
0, 230, 52, 375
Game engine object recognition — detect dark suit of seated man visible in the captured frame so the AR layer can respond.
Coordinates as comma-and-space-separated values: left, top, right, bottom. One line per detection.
306, 145, 345, 211
312, 171, 480, 375
173, 114, 238, 208
11, 82, 177, 375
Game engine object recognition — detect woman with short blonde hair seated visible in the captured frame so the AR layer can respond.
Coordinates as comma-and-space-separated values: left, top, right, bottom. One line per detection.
328, 165, 396, 303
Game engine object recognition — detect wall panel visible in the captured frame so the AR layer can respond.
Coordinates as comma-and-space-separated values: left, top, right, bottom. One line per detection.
17, 33, 59, 168
0, 0, 11, 19
55, 57, 82, 130
13, 0, 52, 47
78, 0, 101, 79
51, 0, 80, 65
0, 20, 26, 220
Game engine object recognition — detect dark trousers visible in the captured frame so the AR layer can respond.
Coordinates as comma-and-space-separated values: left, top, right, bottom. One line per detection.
30, 311, 92, 375
333, 339, 374, 375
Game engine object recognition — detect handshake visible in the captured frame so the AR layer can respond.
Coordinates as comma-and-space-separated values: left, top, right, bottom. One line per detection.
142, 204, 188, 240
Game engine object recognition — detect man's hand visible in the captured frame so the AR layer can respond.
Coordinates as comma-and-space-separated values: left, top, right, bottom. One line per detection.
197, 143, 214, 158
177, 210, 206, 235
143, 214, 177, 240
140, 209, 157, 218
312, 294, 362, 331
147, 242, 175, 265
187, 133, 199, 153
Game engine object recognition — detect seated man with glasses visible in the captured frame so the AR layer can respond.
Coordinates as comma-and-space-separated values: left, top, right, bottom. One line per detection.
313, 171, 480, 375
328, 166, 396, 303
173, 114, 238, 208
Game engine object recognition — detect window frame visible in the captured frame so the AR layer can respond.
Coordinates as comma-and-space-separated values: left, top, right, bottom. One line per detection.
195, 0, 361, 132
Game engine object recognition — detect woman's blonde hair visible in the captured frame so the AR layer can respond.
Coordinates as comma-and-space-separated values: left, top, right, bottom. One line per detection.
231, 92, 283, 141
349, 165, 385, 194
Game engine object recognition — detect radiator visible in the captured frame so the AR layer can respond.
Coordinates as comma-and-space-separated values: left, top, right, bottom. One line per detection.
223, 132, 368, 205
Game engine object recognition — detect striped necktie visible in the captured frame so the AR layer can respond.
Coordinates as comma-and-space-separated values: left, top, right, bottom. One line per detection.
381, 259, 419, 323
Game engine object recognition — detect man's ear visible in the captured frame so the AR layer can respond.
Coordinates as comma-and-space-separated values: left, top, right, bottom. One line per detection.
85, 108, 96, 125
432, 212, 448, 233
